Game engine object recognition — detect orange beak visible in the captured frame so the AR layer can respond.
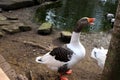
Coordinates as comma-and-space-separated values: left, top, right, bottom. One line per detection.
87, 18, 95, 25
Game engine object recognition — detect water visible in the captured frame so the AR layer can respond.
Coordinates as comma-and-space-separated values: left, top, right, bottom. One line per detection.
35, 0, 118, 32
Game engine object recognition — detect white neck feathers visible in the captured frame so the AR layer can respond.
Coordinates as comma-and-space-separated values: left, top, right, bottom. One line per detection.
70, 32, 80, 44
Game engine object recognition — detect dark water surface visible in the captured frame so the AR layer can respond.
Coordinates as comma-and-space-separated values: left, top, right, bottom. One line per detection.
35, 0, 118, 32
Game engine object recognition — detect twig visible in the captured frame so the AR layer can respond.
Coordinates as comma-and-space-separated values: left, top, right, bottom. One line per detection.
23, 41, 50, 52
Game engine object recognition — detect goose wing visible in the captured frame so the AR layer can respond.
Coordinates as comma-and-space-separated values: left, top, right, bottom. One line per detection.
50, 47, 73, 62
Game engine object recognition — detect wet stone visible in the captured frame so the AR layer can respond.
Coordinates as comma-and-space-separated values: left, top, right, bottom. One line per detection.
2, 25, 20, 34
1, 22, 26, 34
60, 31, 72, 43
37, 22, 53, 35
0, 0, 36, 10
19, 25, 32, 32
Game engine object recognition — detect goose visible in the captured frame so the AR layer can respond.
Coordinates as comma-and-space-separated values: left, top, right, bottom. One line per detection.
110, 18, 115, 28
36, 17, 95, 80
91, 46, 108, 69
105, 13, 115, 28
105, 13, 115, 22
106, 13, 114, 21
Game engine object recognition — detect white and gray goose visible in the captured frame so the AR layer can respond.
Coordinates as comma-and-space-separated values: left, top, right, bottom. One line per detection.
36, 17, 95, 80
91, 46, 108, 69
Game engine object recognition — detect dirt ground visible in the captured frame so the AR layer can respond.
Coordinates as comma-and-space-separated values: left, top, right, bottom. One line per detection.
0, 5, 112, 80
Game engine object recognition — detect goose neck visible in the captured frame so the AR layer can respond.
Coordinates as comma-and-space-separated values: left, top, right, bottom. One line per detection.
70, 32, 80, 44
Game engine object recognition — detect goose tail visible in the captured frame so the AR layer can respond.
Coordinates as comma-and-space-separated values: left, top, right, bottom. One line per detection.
35, 52, 51, 64
36, 56, 45, 64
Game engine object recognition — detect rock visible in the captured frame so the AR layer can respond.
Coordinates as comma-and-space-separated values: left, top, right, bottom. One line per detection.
0, 31, 4, 37
5, 15, 18, 20
0, 8, 2, 13
33, 0, 57, 5
2, 25, 20, 34
40, 0, 62, 7
0, 13, 7, 20
33, 0, 43, 5
37, 22, 53, 35
0, 20, 11, 26
0, 0, 36, 10
60, 31, 72, 43
9, 20, 20, 23
19, 25, 32, 32
1, 22, 24, 34
1, 22, 27, 34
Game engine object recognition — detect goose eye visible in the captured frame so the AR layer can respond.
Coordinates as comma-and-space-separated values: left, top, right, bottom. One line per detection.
94, 51, 96, 54
94, 51, 97, 57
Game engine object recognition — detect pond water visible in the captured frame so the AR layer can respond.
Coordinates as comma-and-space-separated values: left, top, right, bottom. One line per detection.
35, 0, 118, 32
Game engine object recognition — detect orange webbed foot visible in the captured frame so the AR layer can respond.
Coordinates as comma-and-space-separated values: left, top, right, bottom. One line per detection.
60, 76, 68, 80
66, 69, 72, 75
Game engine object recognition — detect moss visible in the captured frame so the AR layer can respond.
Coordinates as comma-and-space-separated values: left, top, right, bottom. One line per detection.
61, 31, 72, 36
37, 22, 53, 35
38, 22, 52, 30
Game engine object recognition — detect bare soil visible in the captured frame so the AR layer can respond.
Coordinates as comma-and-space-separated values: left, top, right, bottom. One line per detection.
0, 5, 112, 80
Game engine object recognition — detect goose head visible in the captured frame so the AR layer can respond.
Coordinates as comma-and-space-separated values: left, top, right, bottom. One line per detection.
74, 17, 95, 32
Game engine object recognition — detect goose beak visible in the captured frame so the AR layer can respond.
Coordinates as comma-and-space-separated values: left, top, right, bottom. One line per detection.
87, 18, 95, 25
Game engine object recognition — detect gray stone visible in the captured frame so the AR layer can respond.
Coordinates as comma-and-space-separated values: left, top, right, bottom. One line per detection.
9, 20, 21, 23
0, 0, 36, 10
0, 8, 2, 13
0, 20, 11, 26
5, 15, 18, 20
2, 25, 20, 34
0, 31, 4, 37
37, 22, 53, 35
0, 13, 7, 21
19, 25, 32, 32
60, 31, 72, 43
34, 0, 57, 5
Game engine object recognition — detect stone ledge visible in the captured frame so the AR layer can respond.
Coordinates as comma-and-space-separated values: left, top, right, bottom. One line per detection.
37, 22, 53, 35
0, 13, 32, 36
0, 0, 36, 10
60, 31, 72, 43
